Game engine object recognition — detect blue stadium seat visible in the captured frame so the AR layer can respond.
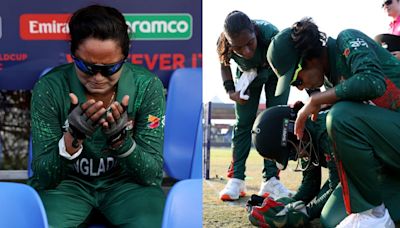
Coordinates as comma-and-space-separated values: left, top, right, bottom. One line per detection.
190, 110, 202, 179
163, 68, 202, 180
39, 67, 53, 77
162, 179, 202, 228
0, 182, 48, 228
161, 68, 203, 228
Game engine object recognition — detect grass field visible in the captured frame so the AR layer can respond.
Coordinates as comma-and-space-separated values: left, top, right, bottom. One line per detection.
203, 147, 328, 228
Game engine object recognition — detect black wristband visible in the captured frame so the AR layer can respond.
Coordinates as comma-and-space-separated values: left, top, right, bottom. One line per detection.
223, 80, 235, 93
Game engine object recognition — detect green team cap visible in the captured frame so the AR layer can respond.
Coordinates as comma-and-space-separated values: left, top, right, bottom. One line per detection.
267, 27, 300, 96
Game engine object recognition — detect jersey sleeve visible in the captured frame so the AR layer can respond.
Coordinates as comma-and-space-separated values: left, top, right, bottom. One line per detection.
334, 30, 387, 101
117, 77, 165, 186
28, 78, 71, 190
305, 132, 340, 219
293, 164, 322, 205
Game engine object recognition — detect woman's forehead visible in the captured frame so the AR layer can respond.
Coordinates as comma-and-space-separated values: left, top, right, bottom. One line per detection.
227, 30, 255, 47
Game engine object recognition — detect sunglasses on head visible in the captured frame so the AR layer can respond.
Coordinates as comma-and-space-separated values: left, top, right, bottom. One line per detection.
290, 58, 303, 87
72, 55, 126, 77
382, 0, 392, 7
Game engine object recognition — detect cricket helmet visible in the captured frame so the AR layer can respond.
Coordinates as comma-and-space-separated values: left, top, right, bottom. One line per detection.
251, 105, 299, 170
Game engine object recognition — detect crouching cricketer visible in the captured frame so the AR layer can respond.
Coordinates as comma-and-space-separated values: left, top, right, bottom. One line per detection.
248, 104, 340, 227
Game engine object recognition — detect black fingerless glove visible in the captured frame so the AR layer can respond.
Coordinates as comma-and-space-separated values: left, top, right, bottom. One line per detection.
246, 194, 266, 213
102, 110, 129, 145
63, 104, 98, 147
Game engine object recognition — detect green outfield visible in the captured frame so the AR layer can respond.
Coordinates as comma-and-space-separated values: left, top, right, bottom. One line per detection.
203, 147, 328, 228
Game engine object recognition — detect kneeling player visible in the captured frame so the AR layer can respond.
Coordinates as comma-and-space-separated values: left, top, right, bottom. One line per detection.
248, 104, 339, 227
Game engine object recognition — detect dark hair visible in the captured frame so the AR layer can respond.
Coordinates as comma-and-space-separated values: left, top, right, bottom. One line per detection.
69, 5, 130, 57
291, 17, 327, 61
217, 11, 256, 66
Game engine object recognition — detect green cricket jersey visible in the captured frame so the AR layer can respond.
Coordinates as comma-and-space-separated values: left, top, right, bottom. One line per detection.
326, 29, 400, 112
28, 63, 165, 190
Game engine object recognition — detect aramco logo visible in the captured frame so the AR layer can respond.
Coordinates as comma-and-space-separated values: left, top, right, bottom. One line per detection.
124, 14, 192, 40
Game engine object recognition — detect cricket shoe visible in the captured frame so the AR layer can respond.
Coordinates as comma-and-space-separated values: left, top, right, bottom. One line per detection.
336, 205, 395, 228
219, 178, 246, 201
258, 176, 295, 199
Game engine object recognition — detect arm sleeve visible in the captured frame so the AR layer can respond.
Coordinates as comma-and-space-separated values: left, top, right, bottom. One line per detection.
305, 130, 340, 219
117, 77, 165, 186
293, 165, 322, 205
306, 156, 339, 219
29, 80, 72, 190
335, 31, 387, 100
305, 160, 340, 219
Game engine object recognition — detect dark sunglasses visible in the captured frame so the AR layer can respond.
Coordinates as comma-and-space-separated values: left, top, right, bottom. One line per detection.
72, 55, 126, 77
382, 0, 392, 7
290, 58, 303, 87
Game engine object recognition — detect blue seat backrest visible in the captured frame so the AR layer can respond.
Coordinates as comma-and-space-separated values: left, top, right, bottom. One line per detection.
163, 68, 202, 180
190, 110, 202, 178
39, 67, 53, 77
0, 182, 48, 228
161, 179, 202, 228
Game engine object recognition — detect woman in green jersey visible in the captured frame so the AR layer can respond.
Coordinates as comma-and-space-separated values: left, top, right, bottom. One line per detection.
29, 5, 165, 227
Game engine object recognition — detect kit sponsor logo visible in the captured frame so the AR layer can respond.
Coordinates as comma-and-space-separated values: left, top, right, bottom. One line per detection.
20, 13, 192, 41
20, 14, 70, 40
124, 13, 192, 40
147, 114, 160, 129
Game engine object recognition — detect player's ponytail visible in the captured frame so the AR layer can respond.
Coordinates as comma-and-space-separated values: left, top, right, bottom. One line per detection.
217, 32, 232, 66
291, 17, 327, 60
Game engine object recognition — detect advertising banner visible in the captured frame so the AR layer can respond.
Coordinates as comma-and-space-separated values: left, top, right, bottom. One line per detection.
0, 0, 202, 90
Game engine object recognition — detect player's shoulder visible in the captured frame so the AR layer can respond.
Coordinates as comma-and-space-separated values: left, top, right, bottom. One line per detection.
337, 29, 370, 42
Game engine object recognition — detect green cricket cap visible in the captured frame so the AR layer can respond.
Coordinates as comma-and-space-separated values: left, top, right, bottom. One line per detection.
267, 27, 300, 96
